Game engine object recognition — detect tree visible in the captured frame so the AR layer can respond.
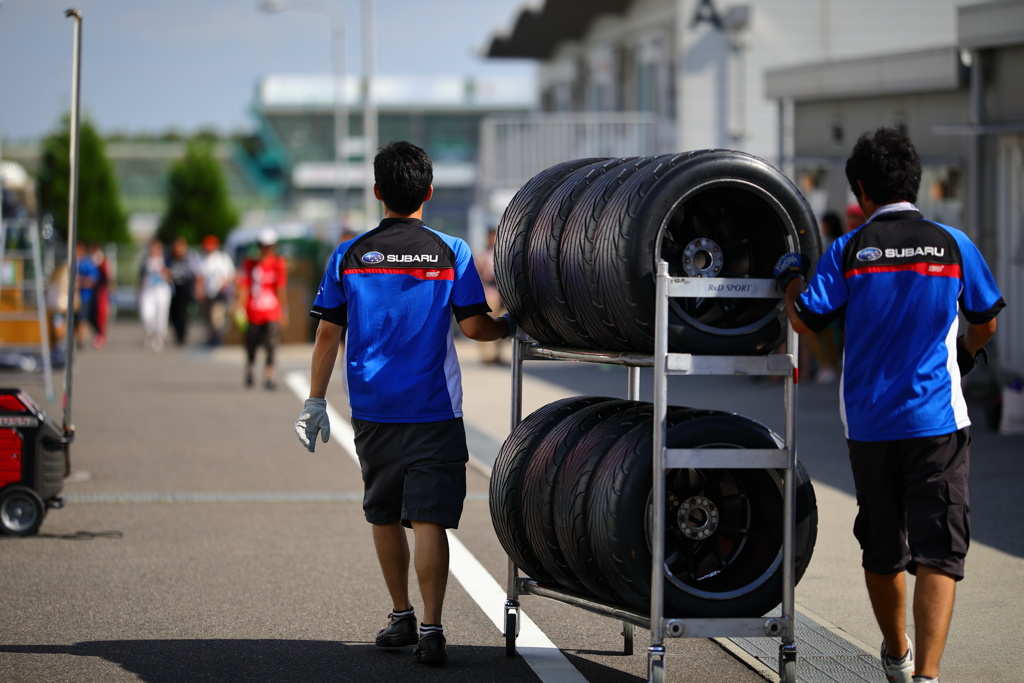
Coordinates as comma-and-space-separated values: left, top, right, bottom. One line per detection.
157, 137, 239, 244
36, 115, 130, 244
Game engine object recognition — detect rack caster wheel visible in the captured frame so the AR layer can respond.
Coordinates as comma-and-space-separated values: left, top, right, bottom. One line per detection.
504, 606, 518, 657
648, 657, 665, 683
779, 647, 797, 683
622, 622, 635, 656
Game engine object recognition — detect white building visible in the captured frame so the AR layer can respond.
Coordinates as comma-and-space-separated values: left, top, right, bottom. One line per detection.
483, 0, 1021, 376
484, 0, 979, 163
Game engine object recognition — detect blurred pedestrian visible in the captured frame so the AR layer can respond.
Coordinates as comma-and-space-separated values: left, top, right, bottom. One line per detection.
236, 228, 288, 389
88, 243, 111, 349
45, 262, 79, 366
166, 236, 201, 347
778, 128, 1004, 683
198, 235, 236, 347
73, 241, 98, 348
475, 227, 507, 364
138, 238, 172, 352
293, 141, 526, 668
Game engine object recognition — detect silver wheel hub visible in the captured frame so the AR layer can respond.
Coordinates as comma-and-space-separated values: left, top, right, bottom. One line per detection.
680, 238, 724, 277
676, 495, 720, 540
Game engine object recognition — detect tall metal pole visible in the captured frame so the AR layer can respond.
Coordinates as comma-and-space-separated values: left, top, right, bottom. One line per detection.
62, 8, 83, 465
362, 0, 377, 227
332, 19, 348, 229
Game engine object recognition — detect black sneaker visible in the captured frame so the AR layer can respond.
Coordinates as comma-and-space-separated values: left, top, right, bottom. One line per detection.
244, 372, 254, 388
375, 612, 418, 648
263, 378, 277, 390
413, 631, 447, 666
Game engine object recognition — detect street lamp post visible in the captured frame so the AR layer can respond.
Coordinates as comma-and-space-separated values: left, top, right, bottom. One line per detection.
260, 0, 348, 228
362, 0, 376, 227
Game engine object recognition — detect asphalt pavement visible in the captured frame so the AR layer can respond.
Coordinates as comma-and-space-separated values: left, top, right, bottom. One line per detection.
0, 320, 1021, 682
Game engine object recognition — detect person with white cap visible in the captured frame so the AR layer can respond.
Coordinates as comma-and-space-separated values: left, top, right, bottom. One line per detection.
235, 227, 288, 389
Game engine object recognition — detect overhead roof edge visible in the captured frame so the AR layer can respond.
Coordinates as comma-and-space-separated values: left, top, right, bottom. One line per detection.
483, 0, 633, 60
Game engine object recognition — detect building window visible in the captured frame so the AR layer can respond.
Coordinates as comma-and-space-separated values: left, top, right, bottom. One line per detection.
828, 119, 844, 147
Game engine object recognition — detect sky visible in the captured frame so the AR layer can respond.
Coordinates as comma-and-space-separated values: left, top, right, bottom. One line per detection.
0, 0, 535, 141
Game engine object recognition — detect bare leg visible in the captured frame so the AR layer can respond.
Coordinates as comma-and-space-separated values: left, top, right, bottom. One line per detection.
411, 521, 449, 625
913, 566, 956, 679
372, 523, 412, 612
865, 570, 910, 658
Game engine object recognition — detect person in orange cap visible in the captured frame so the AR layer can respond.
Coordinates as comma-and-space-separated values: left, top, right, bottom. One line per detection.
198, 234, 236, 347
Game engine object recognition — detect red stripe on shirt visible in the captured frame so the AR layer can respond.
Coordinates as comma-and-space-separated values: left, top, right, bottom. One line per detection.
847, 262, 961, 279
343, 267, 455, 281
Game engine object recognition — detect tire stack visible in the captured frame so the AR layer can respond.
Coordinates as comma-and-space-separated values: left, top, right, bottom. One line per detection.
493, 151, 821, 354
490, 150, 821, 617
490, 396, 818, 618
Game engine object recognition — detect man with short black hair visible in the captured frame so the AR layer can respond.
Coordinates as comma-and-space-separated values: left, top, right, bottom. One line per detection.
294, 140, 524, 666
778, 127, 1004, 683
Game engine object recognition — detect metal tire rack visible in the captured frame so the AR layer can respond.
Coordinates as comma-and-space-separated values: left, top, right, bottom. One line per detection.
502, 261, 801, 683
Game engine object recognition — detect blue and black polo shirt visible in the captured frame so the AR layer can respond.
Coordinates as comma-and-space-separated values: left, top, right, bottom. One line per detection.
311, 218, 490, 423
795, 203, 1005, 441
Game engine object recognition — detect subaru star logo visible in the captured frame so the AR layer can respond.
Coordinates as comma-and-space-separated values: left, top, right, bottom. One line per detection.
362, 251, 385, 265
856, 247, 883, 262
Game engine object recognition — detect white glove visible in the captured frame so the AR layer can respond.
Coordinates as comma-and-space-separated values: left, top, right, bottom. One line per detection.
295, 398, 330, 452
501, 313, 532, 342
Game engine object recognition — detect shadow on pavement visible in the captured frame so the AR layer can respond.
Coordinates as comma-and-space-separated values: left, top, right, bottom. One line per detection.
0, 639, 557, 682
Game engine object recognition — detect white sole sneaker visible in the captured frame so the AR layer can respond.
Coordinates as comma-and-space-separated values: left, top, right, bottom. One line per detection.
881, 635, 914, 683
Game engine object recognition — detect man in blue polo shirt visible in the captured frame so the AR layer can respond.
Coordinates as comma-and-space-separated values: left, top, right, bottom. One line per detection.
778, 128, 1004, 683
294, 140, 524, 667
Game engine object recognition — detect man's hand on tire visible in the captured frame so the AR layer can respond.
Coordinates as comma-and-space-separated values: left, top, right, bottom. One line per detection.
501, 313, 532, 342
774, 252, 810, 291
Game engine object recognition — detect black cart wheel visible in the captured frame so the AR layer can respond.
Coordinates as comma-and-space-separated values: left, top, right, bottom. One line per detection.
526, 158, 631, 347
592, 150, 821, 354
522, 398, 637, 594
560, 156, 661, 350
553, 403, 653, 602
588, 411, 818, 618
0, 486, 46, 536
490, 396, 612, 583
494, 158, 607, 344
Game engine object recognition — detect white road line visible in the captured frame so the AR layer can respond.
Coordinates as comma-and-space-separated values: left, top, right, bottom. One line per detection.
284, 371, 586, 682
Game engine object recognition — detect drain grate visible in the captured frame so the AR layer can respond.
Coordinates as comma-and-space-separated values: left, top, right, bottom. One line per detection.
731, 610, 880, 682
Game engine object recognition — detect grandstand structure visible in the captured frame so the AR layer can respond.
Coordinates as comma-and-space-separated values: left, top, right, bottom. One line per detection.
3, 73, 536, 246
251, 73, 537, 241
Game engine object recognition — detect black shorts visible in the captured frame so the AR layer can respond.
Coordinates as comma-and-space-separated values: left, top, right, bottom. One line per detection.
848, 428, 970, 580
244, 322, 280, 363
351, 417, 469, 529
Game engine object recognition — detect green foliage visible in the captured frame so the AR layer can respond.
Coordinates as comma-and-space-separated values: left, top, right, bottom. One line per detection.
36, 115, 130, 244
157, 137, 239, 245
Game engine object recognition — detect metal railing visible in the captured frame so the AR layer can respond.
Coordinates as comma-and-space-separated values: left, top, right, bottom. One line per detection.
477, 112, 675, 199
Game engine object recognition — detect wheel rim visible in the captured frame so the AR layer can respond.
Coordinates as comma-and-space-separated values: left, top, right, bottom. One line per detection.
647, 460, 784, 601
2, 493, 41, 533
657, 179, 798, 336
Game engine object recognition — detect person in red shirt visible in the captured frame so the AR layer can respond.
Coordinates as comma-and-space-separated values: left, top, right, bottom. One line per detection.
235, 228, 288, 389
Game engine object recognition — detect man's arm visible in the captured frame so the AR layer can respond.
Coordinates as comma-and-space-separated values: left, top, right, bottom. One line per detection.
783, 278, 812, 335
309, 319, 344, 398
963, 318, 997, 355
458, 313, 509, 342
